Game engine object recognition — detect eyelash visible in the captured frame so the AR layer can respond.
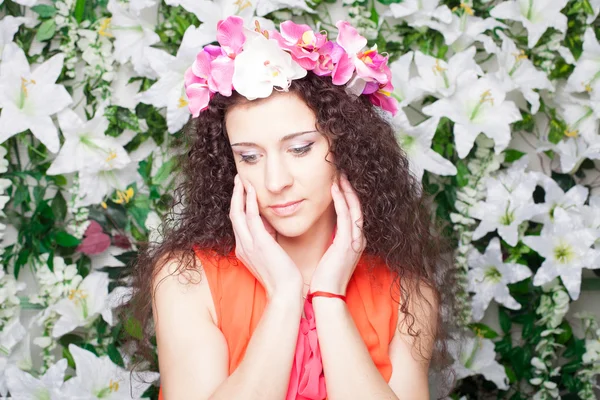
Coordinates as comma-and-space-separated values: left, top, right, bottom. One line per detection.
239, 143, 314, 164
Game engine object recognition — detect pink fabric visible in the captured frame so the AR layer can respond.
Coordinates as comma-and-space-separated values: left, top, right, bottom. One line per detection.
286, 298, 327, 400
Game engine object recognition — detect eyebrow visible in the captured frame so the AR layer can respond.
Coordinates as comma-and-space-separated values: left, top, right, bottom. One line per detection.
230, 130, 317, 147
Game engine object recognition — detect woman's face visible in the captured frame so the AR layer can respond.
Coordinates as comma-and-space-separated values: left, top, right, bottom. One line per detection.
225, 92, 337, 238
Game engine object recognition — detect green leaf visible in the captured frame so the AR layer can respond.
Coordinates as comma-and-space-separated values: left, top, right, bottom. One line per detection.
503, 149, 526, 163
55, 231, 80, 247
455, 161, 469, 187
468, 323, 499, 339
107, 343, 125, 367
73, 0, 85, 22
548, 118, 567, 144
556, 320, 573, 344
125, 316, 144, 340
499, 307, 512, 333
153, 158, 175, 185
51, 191, 67, 221
30, 4, 57, 17
36, 19, 56, 42
14, 250, 29, 279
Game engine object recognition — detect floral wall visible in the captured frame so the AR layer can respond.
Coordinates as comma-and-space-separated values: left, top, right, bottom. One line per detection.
0, 0, 599, 398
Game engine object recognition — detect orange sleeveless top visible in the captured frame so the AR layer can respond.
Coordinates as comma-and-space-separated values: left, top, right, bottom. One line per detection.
157, 248, 399, 400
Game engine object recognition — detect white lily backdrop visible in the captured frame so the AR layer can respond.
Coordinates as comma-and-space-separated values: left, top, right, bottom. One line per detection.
1, 0, 600, 397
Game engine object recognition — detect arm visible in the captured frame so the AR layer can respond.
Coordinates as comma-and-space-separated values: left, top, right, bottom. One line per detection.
312, 280, 438, 400
153, 256, 304, 400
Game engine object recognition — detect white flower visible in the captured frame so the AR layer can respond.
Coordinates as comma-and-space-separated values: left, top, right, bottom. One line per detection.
0, 16, 27, 60
51, 272, 113, 337
412, 47, 482, 98
5, 359, 68, 400
556, 94, 600, 144
61, 344, 159, 399
393, 114, 456, 182
136, 25, 204, 133
384, 0, 453, 28
468, 238, 533, 321
90, 245, 128, 270
550, 133, 600, 174
46, 108, 131, 175
449, 335, 509, 390
0, 43, 73, 153
491, 34, 553, 114
232, 32, 306, 100
565, 28, 600, 96
0, 319, 27, 397
78, 137, 156, 206
523, 208, 599, 300
469, 158, 544, 246
490, 0, 569, 48
388, 52, 424, 111
426, 9, 505, 52
530, 177, 589, 225
422, 76, 522, 158
107, 0, 160, 78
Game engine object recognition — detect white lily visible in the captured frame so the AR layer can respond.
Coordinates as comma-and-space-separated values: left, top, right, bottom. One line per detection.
106, 0, 160, 78
549, 133, 600, 174
422, 75, 522, 158
255, 0, 315, 17
426, 8, 505, 52
530, 176, 589, 225
490, 0, 568, 48
523, 208, 599, 300
384, 0, 453, 27
468, 237, 533, 321
389, 52, 424, 112
5, 359, 68, 400
232, 32, 306, 100
0, 319, 26, 397
61, 344, 160, 399
0, 43, 72, 153
557, 94, 600, 144
78, 137, 156, 206
491, 34, 553, 114
580, 196, 600, 247
90, 245, 127, 270
412, 46, 482, 98
470, 158, 543, 246
46, 108, 131, 175
0, 16, 27, 60
51, 272, 113, 338
136, 25, 205, 133
448, 335, 509, 390
565, 28, 600, 96
393, 114, 456, 182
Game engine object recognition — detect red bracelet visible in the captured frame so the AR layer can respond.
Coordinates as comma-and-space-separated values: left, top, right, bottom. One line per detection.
306, 290, 347, 304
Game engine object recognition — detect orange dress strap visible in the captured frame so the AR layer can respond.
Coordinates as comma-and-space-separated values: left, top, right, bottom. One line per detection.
157, 248, 399, 400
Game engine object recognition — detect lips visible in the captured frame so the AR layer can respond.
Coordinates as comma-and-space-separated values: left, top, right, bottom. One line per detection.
269, 199, 304, 217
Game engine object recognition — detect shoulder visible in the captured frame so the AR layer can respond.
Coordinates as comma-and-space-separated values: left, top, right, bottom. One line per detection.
392, 276, 439, 362
151, 250, 218, 326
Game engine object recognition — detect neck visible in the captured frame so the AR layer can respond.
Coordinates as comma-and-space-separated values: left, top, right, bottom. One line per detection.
275, 202, 336, 285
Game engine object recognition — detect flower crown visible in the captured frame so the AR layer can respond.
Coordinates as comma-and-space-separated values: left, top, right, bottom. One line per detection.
184, 16, 399, 118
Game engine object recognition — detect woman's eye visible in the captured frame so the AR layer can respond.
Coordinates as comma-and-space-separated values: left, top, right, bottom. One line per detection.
290, 143, 314, 156
239, 154, 259, 164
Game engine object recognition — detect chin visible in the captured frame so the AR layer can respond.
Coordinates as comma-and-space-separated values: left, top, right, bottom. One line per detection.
269, 216, 313, 238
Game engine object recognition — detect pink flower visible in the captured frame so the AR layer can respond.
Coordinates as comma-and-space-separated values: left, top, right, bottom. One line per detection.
216, 15, 246, 57
269, 21, 327, 70
335, 21, 389, 84
367, 81, 399, 116
312, 41, 354, 85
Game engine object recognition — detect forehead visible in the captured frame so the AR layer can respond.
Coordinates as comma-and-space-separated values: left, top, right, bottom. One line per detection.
225, 92, 317, 143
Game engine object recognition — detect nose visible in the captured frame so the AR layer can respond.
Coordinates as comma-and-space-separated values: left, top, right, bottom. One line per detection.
264, 155, 293, 193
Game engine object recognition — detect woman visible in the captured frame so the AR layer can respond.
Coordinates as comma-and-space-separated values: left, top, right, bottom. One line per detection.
126, 16, 460, 400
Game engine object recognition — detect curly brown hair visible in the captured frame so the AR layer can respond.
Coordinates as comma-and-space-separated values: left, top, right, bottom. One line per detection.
120, 72, 464, 398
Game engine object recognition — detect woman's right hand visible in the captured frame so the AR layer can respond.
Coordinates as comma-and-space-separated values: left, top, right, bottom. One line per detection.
229, 174, 303, 299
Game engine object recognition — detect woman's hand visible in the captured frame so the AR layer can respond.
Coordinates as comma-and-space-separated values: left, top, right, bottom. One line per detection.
309, 173, 366, 295
230, 174, 303, 299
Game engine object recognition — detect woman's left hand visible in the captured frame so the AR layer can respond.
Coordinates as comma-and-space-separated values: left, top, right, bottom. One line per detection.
309, 173, 366, 296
